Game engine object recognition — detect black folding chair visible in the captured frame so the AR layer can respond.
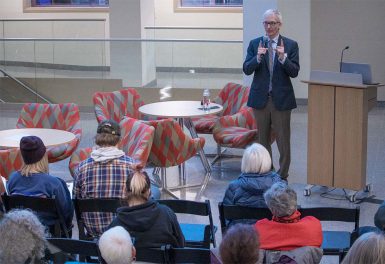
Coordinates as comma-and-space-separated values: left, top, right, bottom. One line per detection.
299, 206, 360, 262
46, 238, 102, 264
1, 193, 70, 238
158, 199, 217, 248
168, 246, 211, 264
73, 198, 123, 240
218, 202, 272, 234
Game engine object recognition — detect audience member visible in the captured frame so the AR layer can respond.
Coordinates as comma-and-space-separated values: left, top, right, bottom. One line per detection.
0, 209, 47, 264
73, 119, 160, 238
219, 223, 260, 264
108, 164, 185, 248
7, 136, 73, 234
99, 226, 136, 264
358, 200, 385, 236
223, 143, 282, 207
255, 182, 322, 250
342, 231, 385, 264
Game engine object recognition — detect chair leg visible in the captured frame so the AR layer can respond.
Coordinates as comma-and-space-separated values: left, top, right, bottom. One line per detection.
159, 168, 179, 199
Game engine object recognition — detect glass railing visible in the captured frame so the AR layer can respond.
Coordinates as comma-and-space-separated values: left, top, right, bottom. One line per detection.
0, 38, 243, 105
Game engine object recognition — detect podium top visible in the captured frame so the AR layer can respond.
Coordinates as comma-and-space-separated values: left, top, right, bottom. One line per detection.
302, 70, 383, 89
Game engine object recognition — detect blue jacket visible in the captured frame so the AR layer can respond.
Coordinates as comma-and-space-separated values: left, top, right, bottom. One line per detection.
243, 35, 300, 111
7, 171, 74, 227
223, 172, 283, 207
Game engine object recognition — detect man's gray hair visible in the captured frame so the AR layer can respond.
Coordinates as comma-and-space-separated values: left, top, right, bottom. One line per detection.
264, 182, 297, 217
241, 143, 272, 174
263, 9, 283, 24
0, 209, 47, 264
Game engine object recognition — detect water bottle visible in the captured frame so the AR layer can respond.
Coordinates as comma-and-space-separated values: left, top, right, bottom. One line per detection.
202, 89, 211, 112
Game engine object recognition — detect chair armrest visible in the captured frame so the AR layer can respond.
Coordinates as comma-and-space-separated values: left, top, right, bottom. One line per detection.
214, 107, 255, 131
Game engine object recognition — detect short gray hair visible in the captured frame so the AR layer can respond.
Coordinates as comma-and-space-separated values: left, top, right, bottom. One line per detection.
342, 232, 385, 264
263, 9, 283, 24
241, 143, 272, 174
99, 226, 134, 264
0, 209, 47, 264
264, 182, 297, 217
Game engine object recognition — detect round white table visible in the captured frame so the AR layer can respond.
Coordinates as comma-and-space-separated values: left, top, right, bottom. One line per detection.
139, 100, 223, 192
0, 128, 76, 148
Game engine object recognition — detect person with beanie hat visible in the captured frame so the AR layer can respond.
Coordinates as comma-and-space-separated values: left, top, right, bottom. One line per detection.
7, 136, 74, 236
73, 119, 160, 238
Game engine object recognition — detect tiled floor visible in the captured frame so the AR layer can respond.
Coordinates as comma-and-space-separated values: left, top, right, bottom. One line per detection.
1, 103, 384, 264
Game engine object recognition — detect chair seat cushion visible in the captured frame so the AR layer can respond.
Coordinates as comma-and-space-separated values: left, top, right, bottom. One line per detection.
322, 231, 351, 250
192, 115, 219, 134
180, 223, 206, 243
213, 126, 258, 148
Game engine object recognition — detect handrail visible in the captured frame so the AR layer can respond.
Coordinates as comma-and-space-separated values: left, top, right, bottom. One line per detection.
0, 68, 51, 104
0, 38, 242, 43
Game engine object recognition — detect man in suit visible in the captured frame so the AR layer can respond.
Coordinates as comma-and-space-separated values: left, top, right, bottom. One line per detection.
243, 9, 300, 180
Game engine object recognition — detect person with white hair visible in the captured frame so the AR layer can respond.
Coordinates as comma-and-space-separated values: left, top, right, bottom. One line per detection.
254, 182, 322, 250
222, 143, 282, 207
99, 226, 136, 264
0, 209, 47, 264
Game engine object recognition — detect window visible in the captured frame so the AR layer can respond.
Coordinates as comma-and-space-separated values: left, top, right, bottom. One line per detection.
180, 0, 242, 7
31, 0, 109, 7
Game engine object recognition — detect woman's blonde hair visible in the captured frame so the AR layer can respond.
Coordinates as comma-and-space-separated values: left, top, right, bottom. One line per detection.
342, 232, 385, 264
125, 164, 151, 205
20, 153, 49, 176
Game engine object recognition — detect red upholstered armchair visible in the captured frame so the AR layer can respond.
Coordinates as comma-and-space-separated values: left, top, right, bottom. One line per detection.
146, 119, 205, 198
0, 148, 23, 180
93, 88, 146, 123
69, 117, 155, 177
16, 103, 82, 163
191, 82, 250, 134
212, 107, 275, 162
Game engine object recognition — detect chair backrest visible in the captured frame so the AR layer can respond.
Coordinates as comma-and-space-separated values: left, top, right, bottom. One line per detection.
169, 247, 211, 264
1, 193, 69, 238
0, 148, 23, 180
158, 199, 215, 247
16, 103, 81, 134
299, 207, 360, 241
135, 246, 169, 263
218, 202, 272, 234
118, 117, 155, 166
46, 238, 102, 263
73, 198, 124, 240
146, 119, 205, 167
215, 83, 250, 116
93, 88, 145, 123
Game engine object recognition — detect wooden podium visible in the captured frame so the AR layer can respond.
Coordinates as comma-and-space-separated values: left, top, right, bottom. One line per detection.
302, 71, 381, 200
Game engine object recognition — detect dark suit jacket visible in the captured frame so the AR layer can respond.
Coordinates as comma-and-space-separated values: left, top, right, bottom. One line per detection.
243, 35, 300, 111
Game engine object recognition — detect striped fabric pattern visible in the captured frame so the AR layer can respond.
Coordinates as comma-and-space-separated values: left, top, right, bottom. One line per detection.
118, 117, 155, 166
146, 119, 205, 168
16, 103, 82, 163
93, 88, 145, 123
192, 82, 250, 134
68, 147, 92, 177
213, 107, 258, 148
73, 155, 135, 237
0, 148, 23, 179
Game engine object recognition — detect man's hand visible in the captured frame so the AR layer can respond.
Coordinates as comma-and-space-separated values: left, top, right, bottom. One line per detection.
257, 40, 267, 61
276, 39, 285, 61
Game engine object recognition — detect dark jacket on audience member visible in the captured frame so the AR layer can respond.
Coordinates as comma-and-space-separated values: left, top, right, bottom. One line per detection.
223, 171, 282, 207
7, 171, 74, 228
109, 200, 185, 248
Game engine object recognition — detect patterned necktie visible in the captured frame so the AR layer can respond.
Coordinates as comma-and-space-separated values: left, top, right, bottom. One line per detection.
268, 40, 274, 91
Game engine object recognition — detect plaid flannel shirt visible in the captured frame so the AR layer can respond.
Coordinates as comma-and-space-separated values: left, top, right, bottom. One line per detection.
73, 155, 135, 238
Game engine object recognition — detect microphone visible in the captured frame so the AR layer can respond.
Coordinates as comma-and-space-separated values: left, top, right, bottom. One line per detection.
339, 45, 349, 72
260, 36, 268, 60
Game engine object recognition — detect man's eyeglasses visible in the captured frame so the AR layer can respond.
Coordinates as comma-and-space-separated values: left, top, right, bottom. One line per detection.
263, 21, 280, 27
